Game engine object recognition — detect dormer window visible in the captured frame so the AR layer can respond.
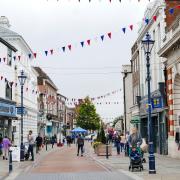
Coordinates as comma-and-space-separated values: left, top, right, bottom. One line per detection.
5, 82, 12, 100
7, 48, 12, 66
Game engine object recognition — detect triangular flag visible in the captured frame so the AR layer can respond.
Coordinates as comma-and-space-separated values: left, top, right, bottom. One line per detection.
108, 32, 111, 39
80, 41, 84, 47
122, 28, 126, 34
145, 18, 149, 25
100, 35, 104, 41
68, 45, 72, 51
45, 51, 48, 56
50, 49, 53, 55
28, 53, 32, 59
33, 53, 37, 58
62, 47, 65, 52
13, 56, 16, 61
153, 16, 157, 21
3, 57, 6, 62
87, 39, 91, 45
129, 25, 133, 31
1, 76, 3, 80
18, 56, 21, 61
169, 8, 174, 15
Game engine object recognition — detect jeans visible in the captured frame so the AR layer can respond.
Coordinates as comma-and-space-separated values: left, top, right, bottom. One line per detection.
77, 145, 84, 155
120, 143, 124, 152
28, 144, 34, 161
116, 143, 120, 154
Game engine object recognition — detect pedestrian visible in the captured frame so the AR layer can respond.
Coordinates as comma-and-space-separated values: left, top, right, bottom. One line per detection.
120, 133, 125, 152
36, 133, 43, 154
51, 135, 56, 148
0, 133, 3, 156
27, 130, 34, 161
114, 134, 121, 155
77, 134, 84, 156
2, 136, 11, 160
128, 127, 142, 148
66, 135, 72, 147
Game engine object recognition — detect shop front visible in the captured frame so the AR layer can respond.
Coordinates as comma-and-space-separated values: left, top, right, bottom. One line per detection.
0, 98, 16, 140
140, 91, 168, 154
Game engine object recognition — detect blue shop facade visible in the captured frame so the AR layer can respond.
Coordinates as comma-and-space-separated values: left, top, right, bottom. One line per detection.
0, 98, 17, 140
139, 88, 168, 155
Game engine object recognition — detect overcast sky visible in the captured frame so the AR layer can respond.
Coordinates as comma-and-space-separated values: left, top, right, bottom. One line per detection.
0, 0, 150, 122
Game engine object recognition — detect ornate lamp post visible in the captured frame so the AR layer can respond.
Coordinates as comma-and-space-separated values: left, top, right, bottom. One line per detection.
142, 32, 156, 174
18, 70, 27, 161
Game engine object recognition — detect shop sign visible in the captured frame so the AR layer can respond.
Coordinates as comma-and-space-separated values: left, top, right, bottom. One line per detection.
0, 102, 16, 117
130, 116, 140, 124
151, 97, 162, 109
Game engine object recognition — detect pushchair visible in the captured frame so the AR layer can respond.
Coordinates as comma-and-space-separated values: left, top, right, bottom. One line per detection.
129, 146, 143, 172
24, 142, 29, 160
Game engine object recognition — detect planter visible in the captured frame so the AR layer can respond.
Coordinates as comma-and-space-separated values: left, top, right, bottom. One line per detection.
96, 144, 112, 156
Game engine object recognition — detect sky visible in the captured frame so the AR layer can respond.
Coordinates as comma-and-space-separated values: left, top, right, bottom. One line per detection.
0, 0, 150, 122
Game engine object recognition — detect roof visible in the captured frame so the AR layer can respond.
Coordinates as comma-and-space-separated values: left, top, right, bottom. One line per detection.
0, 37, 17, 52
33, 67, 58, 90
0, 26, 33, 54
0, 26, 19, 38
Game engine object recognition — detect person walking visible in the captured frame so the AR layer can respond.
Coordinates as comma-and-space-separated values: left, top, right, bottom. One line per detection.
51, 135, 56, 148
120, 133, 125, 152
114, 134, 121, 155
27, 130, 34, 161
36, 133, 43, 154
128, 127, 142, 148
77, 134, 84, 156
2, 136, 11, 160
0, 133, 3, 156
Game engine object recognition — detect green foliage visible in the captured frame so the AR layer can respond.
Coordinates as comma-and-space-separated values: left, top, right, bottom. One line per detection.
76, 97, 101, 131
99, 125, 106, 144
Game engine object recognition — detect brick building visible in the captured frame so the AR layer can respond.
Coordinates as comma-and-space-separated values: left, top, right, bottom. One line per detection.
158, 0, 180, 158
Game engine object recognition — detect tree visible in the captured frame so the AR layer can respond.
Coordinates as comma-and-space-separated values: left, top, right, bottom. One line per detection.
99, 124, 106, 144
76, 97, 101, 131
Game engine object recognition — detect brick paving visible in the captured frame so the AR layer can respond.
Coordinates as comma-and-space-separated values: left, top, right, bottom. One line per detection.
11, 143, 135, 180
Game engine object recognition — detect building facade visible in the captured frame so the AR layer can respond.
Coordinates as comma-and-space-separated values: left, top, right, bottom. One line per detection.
158, 0, 180, 158
34, 67, 58, 138
122, 65, 133, 133
0, 16, 38, 145
0, 37, 17, 140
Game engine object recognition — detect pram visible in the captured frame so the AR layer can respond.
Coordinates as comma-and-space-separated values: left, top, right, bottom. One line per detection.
129, 147, 143, 172
24, 142, 29, 160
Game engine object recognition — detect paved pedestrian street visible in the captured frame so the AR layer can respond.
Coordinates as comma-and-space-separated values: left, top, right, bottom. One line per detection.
7, 144, 135, 180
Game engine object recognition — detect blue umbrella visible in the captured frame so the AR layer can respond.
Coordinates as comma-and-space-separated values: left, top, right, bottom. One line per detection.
71, 127, 87, 133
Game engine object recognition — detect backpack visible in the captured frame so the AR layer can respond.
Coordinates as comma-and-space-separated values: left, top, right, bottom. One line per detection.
78, 137, 84, 145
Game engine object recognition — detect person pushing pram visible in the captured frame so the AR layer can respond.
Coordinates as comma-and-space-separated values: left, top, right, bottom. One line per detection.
128, 127, 144, 171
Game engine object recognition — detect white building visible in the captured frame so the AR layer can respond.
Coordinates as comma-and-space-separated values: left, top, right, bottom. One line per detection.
0, 16, 38, 145
122, 65, 133, 133
131, 0, 168, 154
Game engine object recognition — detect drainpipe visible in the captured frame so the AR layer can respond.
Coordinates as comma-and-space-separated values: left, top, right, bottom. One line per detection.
123, 72, 128, 134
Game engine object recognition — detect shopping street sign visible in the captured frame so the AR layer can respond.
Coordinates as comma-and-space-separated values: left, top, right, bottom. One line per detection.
130, 116, 140, 124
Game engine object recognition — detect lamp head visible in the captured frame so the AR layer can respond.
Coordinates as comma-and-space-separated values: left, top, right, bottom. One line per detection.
18, 70, 27, 86
142, 32, 155, 54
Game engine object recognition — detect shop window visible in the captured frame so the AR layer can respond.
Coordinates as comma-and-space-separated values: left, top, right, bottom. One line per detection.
5, 82, 12, 100
7, 48, 12, 66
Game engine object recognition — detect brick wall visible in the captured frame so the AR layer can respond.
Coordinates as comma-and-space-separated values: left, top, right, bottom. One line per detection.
165, 0, 180, 31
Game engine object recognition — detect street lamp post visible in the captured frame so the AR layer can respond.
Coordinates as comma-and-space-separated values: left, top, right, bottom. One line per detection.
18, 70, 27, 161
142, 32, 156, 174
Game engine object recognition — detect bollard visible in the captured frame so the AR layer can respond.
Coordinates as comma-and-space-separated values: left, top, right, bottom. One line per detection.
9, 150, 13, 173
106, 142, 109, 159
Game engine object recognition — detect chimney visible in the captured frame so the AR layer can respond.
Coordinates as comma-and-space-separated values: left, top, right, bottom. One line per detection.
0, 16, 11, 28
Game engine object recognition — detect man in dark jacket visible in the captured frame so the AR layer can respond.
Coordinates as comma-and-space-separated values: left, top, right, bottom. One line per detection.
36, 133, 43, 154
77, 134, 84, 156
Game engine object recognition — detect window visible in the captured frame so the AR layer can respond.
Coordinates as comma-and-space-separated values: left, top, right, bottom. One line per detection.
5, 82, 12, 100
7, 48, 12, 66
